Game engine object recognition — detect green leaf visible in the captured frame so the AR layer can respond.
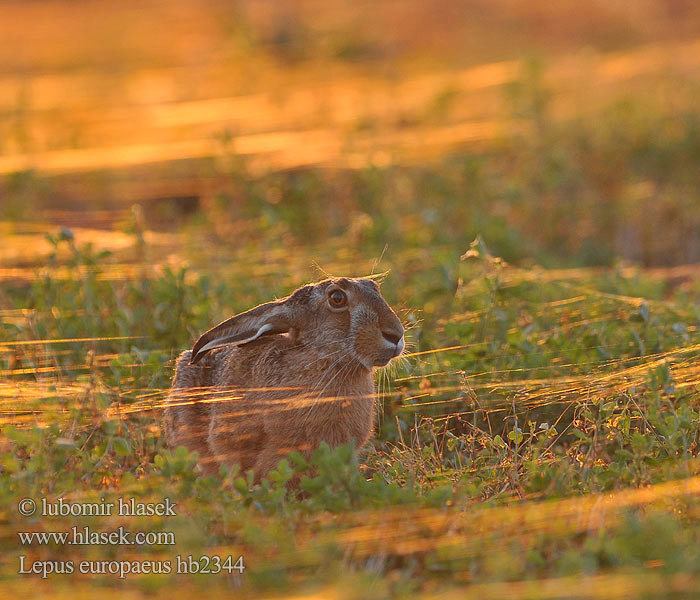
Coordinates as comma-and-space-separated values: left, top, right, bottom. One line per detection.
112, 437, 131, 456
508, 427, 524, 444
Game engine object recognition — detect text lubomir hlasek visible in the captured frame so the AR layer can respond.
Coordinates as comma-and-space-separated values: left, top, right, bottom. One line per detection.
41, 497, 176, 517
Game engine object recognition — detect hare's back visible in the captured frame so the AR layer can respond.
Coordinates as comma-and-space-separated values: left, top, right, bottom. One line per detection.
163, 350, 214, 455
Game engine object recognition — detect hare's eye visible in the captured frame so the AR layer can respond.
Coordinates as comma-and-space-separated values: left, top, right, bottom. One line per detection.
328, 290, 347, 308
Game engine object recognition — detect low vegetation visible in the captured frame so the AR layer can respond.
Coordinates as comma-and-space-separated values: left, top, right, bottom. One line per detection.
3, 205, 700, 597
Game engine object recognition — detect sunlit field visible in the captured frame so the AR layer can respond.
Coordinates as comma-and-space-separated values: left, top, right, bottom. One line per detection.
4, 1, 700, 598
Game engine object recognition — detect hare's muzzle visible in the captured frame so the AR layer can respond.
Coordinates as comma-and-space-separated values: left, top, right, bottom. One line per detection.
374, 328, 405, 366
383, 330, 404, 354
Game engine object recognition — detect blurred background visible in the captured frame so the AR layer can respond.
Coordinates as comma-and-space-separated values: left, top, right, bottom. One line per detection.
3, 0, 700, 274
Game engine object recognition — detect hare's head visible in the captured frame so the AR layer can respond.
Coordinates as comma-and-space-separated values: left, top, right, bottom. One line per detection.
189, 277, 404, 370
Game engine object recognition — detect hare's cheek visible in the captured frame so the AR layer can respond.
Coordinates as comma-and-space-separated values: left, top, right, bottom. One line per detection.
354, 326, 380, 364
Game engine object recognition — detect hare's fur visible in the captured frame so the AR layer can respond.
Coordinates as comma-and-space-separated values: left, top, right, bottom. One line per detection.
163, 277, 404, 480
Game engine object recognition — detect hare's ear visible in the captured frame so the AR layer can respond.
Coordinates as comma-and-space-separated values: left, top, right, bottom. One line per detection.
189, 300, 294, 364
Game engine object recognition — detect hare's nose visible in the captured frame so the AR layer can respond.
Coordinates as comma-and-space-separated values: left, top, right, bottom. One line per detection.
382, 330, 403, 345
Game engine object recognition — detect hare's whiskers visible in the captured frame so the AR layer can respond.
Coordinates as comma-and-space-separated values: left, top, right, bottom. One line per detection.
336, 359, 362, 403
299, 346, 346, 370
310, 349, 353, 392
302, 350, 354, 423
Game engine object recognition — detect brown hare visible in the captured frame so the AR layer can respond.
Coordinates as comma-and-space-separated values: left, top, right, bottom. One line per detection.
163, 277, 405, 481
